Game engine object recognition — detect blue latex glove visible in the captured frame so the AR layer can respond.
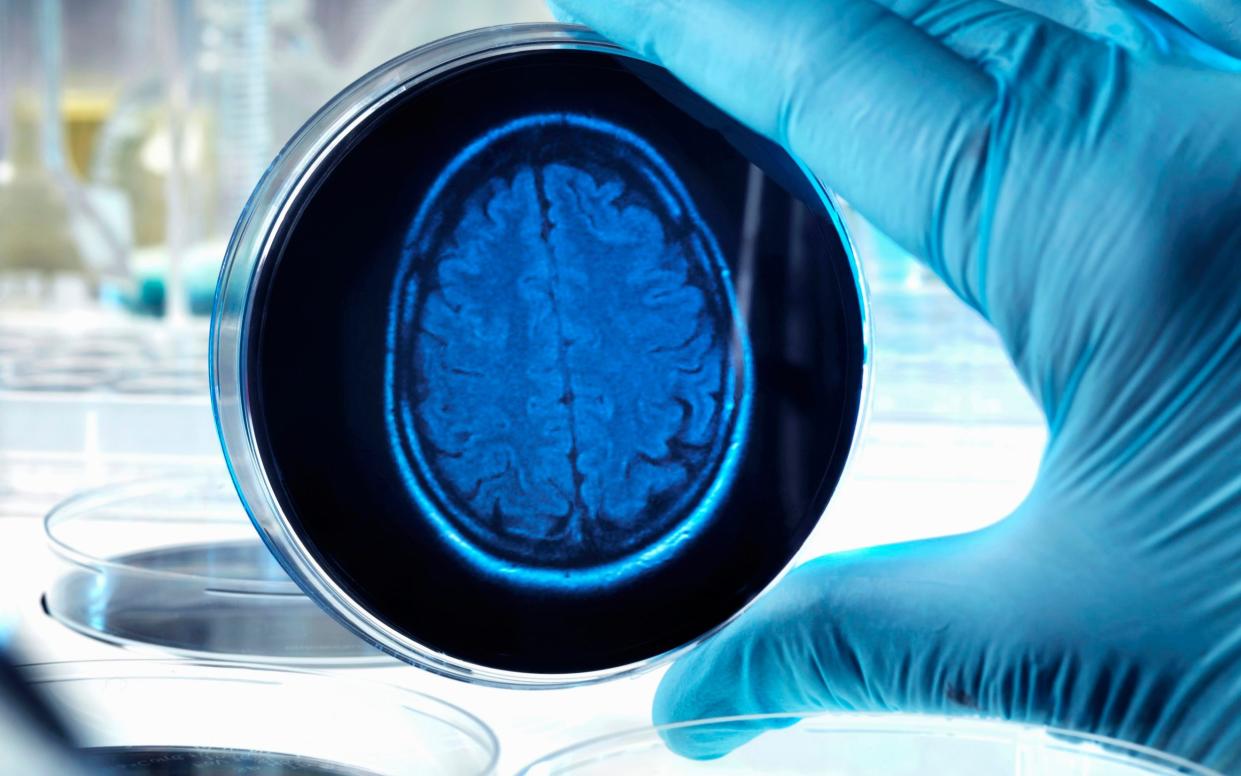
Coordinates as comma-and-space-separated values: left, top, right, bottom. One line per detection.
548, 0, 1241, 769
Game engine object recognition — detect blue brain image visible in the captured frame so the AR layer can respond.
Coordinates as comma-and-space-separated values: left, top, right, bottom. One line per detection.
386, 113, 751, 587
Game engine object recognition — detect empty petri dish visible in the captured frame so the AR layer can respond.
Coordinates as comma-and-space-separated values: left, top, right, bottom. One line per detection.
212, 24, 869, 686
517, 713, 1219, 775
44, 476, 389, 666
21, 660, 498, 775
0, 652, 90, 775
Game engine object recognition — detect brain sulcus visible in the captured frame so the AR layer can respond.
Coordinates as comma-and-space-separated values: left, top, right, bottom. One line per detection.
387, 113, 751, 587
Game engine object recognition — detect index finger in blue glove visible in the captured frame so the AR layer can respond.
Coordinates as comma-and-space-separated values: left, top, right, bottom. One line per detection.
547, 0, 1103, 316
549, 0, 1004, 305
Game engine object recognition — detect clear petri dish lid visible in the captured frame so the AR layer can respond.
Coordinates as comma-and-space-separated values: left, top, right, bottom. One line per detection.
43, 475, 391, 666
516, 713, 1220, 775
20, 659, 498, 775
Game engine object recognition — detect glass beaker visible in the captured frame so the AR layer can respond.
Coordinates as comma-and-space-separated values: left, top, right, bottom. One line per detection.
0, 0, 126, 310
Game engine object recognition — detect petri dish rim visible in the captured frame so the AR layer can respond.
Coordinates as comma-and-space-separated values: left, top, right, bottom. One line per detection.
515, 712, 1222, 776
42, 476, 393, 666
44, 474, 301, 595
211, 22, 873, 688
17, 658, 501, 776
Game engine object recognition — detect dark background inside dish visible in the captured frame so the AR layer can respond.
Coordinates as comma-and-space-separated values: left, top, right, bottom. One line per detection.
248, 49, 864, 675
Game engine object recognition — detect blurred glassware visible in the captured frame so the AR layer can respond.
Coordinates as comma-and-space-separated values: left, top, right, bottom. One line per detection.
62, 92, 112, 180
0, 0, 127, 310
58, 1, 136, 178
80, 0, 564, 321
90, 0, 343, 319
0, 314, 219, 518
347, 0, 552, 79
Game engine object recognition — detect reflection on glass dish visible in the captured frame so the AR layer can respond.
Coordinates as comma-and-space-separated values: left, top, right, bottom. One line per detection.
43, 476, 388, 666
22, 661, 498, 776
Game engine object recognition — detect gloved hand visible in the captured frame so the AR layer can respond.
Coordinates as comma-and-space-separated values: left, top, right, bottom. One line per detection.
548, 0, 1241, 770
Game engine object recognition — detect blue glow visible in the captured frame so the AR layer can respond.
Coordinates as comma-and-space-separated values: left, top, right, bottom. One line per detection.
386, 112, 752, 590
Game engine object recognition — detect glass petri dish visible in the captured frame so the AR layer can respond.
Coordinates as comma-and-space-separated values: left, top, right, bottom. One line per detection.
0, 653, 90, 776
21, 660, 498, 775
212, 23, 870, 686
44, 476, 389, 666
516, 713, 1220, 775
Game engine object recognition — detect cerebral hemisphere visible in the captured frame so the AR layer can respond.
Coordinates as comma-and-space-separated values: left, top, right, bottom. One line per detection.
386, 113, 751, 587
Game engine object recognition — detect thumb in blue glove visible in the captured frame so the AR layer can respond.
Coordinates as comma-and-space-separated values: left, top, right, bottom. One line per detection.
548, 0, 1241, 770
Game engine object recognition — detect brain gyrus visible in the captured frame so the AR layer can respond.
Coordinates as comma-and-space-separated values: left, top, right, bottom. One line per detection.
387, 113, 750, 583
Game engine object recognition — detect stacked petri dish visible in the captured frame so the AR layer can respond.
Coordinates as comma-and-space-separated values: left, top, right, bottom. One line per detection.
39, 477, 505, 774
23, 660, 498, 775
43, 474, 390, 665
517, 713, 1221, 776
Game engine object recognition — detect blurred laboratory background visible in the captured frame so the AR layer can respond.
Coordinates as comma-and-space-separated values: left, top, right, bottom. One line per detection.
0, 1, 1047, 772
0, 0, 558, 515
0, 0, 1042, 527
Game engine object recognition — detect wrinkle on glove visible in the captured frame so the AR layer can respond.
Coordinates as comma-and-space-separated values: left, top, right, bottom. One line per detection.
549, 0, 1241, 771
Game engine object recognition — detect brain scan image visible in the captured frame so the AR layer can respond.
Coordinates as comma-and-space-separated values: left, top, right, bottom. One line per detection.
386, 113, 752, 587
250, 48, 865, 672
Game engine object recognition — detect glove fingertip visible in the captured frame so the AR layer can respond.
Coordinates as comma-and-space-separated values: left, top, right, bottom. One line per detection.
653, 652, 802, 760
656, 724, 760, 761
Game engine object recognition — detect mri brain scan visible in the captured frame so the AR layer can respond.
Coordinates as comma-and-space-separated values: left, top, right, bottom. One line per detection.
386, 113, 751, 586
